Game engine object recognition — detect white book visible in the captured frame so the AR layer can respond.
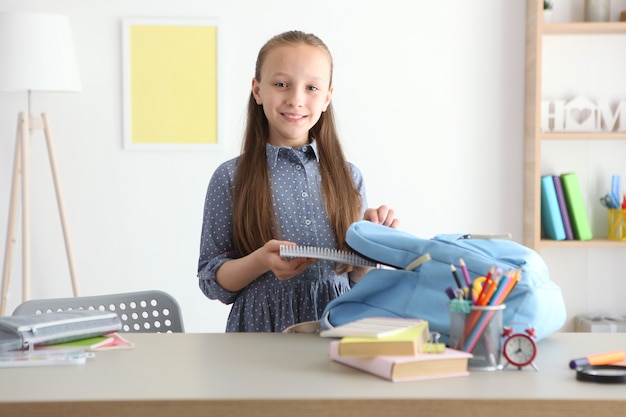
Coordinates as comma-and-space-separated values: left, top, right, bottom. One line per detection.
320, 317, 427, 339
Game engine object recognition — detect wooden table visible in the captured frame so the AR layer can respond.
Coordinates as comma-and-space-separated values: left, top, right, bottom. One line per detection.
0, 332, 624, 417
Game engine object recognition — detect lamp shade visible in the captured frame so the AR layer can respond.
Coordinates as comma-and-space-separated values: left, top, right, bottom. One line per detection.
0, 12, 81, 92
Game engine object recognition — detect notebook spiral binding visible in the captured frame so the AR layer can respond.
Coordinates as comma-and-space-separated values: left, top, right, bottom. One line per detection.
279, 245, 376, 267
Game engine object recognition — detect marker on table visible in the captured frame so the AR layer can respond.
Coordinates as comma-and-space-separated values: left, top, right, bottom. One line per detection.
569, 350, 625, 369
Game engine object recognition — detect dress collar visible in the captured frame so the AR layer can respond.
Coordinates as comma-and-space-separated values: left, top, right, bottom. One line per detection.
266, 140, 319, 168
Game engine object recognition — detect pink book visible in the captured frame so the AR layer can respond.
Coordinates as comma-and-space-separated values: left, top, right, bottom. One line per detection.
329, 340, 471, 382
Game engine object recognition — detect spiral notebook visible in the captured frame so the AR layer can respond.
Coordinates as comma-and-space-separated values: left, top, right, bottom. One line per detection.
279, 245, 376, 267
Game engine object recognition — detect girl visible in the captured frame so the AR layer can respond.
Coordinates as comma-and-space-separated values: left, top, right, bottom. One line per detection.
198, 30, 398, 332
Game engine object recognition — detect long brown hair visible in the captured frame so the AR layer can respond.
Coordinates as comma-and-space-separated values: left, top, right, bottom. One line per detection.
233, 31, 362, 268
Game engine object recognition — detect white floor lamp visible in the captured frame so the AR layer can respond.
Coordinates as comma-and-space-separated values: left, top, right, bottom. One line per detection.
0, 12, 82, 315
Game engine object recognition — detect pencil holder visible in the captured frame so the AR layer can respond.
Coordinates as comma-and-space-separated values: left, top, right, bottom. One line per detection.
449, 304, 505, 371
607, 209, 626, 241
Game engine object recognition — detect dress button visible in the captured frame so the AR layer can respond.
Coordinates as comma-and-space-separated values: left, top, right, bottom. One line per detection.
296, 165, 302, 170
301, 192, 308, 198
305, 219, 312, 226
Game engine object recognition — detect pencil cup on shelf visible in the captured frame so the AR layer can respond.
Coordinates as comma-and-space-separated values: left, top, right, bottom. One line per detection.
449, 304, 505, 371
607, 209, 626, 241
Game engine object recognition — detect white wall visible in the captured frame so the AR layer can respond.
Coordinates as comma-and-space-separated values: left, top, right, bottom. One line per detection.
0, 0, 527, 332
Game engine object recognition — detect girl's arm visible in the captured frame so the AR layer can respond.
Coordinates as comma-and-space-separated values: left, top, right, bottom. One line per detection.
215, 240, 317, 292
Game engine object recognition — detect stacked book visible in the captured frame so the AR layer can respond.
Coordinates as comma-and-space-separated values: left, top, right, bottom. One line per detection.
322, 317, 471, 382
540, 172, 593, 241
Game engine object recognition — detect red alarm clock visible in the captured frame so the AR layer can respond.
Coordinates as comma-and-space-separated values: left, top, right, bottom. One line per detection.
502, 323, 538, 371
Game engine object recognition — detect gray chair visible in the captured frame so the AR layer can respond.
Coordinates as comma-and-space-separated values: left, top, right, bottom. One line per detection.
12, 290, 184, 333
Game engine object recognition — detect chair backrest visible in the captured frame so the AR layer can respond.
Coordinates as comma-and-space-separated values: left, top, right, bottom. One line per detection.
12, 290, 184, 333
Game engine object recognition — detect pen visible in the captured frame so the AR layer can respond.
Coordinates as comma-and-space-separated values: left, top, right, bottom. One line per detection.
445, 286, 457, 300
611, 175, 621, 205
460, 233, 513, 240
490, 269, 520, 306
450, 264, 463, 290
459, 258, 472, 287
475, 266, 494, 305
569, 350, 625, 369
477, 276, 499, 306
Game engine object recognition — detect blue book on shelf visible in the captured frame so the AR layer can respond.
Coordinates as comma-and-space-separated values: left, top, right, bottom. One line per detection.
541, 175, 566, 241
552, 175, 574, 240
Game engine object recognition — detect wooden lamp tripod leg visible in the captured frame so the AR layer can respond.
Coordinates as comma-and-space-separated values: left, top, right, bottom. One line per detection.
0, 113, 26, 316
0, 112, 80, 316
41, 113, 80, 298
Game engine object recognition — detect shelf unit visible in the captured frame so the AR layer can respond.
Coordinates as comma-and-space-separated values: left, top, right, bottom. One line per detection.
523, 0, 626, 251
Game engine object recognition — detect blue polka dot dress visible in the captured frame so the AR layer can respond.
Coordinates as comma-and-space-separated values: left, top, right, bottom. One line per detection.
198, 141, 367, 332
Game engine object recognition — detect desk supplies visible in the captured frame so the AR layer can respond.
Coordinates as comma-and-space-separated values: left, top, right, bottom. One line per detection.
335, 321, 429, 358
611, 175, 621, 205
0, 310, 121, 352
502, 324, 538, 371
0, 348, 91, 368
43, 334, 114, 350
449, 304, 505, 371
569, 350, 625, 369
449, 264, 463, 290
607, 208, 626, 241
279, 245, 376, 267
448, 266, 522, 370
458, 258, 472, 288
575, 365, 626, 384
41, 332, 134, 351
320, 317, 426, 339
329, 341, 471, 382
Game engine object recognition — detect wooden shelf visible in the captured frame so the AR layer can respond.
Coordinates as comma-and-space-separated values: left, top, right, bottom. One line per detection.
540, 238, 626, 248
540, 132, 626, 140
524, 0, 626, 252
543, 22, 626, 34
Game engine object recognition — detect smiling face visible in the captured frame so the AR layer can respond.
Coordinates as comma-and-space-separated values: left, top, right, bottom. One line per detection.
252, 44, 333, 147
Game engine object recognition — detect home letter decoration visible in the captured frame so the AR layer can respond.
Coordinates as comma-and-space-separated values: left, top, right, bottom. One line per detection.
542, 96, 626, 133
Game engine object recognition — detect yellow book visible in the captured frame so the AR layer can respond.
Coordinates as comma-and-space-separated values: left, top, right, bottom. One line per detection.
338, 321, 429, 358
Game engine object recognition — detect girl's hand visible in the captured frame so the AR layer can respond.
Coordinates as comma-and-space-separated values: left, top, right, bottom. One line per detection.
363, 205, 399, 228
264, 240, 318, 280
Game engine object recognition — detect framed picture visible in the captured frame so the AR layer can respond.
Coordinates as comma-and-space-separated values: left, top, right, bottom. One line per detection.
122, 18, 220, 150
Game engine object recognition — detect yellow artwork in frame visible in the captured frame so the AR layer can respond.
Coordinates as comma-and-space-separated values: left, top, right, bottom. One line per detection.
122, 18, 220, 150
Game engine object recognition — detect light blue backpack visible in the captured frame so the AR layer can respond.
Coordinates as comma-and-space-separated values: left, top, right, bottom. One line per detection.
321, 221, 566, 343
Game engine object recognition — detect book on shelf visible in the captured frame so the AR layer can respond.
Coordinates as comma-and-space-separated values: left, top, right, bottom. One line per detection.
335, 321, 429, 358
560, 172, 593, 241
320, 317, 427, 339
330, 341, 471, 382
540, 175, 566, 240
552, 175, 574, 240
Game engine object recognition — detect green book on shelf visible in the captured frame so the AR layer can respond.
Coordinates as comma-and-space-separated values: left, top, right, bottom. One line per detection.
560, 172, 593, 241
